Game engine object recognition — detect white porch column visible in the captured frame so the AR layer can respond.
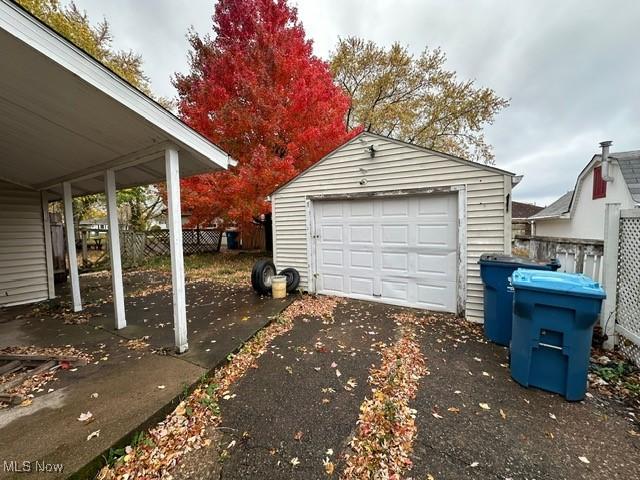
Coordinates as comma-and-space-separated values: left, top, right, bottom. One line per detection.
41, 191, 55, 300
165, 146, 188, 353
105, 169, 126, 329
62, 181, 82, 312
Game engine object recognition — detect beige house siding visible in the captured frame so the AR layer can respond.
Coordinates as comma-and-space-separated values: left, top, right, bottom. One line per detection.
272, 133, 512, 322
0, 180, 49, 306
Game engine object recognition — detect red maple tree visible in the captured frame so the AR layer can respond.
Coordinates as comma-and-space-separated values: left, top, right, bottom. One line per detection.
173, 0, 355, 226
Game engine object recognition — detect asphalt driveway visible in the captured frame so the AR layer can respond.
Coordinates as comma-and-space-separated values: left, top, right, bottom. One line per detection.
171, 298, 640, 480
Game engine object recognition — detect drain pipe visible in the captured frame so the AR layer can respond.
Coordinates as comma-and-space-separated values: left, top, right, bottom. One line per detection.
600, 140, 614, 182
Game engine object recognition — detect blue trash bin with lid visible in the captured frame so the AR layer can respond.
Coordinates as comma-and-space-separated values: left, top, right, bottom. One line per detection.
478, 254, 560, 346
510, 269, 605, 401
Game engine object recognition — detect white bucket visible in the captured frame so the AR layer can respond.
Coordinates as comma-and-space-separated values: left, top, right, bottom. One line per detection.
271, 275, 287, 299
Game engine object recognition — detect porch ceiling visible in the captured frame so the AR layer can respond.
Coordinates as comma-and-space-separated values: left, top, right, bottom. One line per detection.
0, 0, 231, 198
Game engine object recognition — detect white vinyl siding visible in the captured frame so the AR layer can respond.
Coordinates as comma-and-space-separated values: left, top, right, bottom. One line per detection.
0, 180, 49, 306
272, 133, 510, 322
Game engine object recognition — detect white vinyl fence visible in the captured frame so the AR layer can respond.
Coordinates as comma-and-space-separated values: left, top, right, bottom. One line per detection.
602, 205, 640, 365
513, 235, 604, 283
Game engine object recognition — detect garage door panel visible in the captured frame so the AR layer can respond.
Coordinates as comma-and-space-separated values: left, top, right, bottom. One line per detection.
350, 250, 374, 269
321, 274, 344, 293
417, 195, 456, 217
381, 224, 409, 245
416, 282, 455, 310
381, 279, 409, 301
350, 276, 374, 296
350, 201, 374, 217
321, 248, 343, 267
321, 202, 343, 218
321, 225, 342, 242
382, 198, 410, 216
416, 223, 456, 247
381, 252, 409, 273
315, 194, 458, 313
416, 252, 456, 278
350, 225, 374, 243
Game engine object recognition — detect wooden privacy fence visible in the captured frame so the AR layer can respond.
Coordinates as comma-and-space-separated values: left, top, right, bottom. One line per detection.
513, 235, 604, 283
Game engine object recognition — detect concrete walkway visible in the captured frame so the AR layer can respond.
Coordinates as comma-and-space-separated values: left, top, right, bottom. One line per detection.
0, 272, 291, 479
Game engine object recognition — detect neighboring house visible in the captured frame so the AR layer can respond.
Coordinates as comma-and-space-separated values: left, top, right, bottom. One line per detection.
511, 201, 544, 237
0, 1, 232, 352
271, 132, 516, 323
530, 142, 640, 241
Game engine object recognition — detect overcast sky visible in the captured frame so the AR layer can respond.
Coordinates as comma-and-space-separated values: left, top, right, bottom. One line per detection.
73, 0, 640, 206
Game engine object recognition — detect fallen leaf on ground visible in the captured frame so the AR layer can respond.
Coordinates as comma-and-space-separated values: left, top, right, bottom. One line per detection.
323, 458, 335, 475
432, 412, 444, 419
578, 456, 590, 464
78, 411, 93, 422
157, 385, 166, 390
335, 369, 341, 378
86, 430, 100, 441
447, 407, 460, 413
549, 413, 557, 420
345, 378, 358, 390
479, 403, 490, 410
290, 457, 300, 467
499, 409, 506, 419
294, 431, 304, 441
470, 461, 479, 467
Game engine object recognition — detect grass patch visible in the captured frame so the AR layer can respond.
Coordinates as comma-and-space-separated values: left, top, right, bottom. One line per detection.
142, 252, 265, 284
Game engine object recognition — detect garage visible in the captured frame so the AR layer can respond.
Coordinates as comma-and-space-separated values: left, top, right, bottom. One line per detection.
314, 194, 458, 312
271, 132, 516, 322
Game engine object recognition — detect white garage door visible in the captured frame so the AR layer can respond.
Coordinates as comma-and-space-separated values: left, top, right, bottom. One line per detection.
314, 194, 458, 312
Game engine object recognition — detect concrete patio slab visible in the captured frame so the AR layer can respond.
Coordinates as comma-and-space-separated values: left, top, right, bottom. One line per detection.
0, 267, 292, 479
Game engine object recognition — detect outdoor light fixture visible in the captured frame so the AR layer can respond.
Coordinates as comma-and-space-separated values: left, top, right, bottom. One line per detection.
368, 145, 377, 158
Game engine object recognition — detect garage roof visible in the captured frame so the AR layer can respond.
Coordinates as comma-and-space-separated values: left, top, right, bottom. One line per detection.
0, 0, 232, 198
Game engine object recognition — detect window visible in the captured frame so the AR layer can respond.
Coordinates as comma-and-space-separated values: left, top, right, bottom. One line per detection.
593, 165, 607, 199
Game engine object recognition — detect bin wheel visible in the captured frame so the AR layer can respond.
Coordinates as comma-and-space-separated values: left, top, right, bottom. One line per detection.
251, 259, 276, 295
279, 268, 300, 293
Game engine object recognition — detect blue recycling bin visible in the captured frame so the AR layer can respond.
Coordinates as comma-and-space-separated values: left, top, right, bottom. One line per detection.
478, 254, 560, 346
510, 269, 605, 401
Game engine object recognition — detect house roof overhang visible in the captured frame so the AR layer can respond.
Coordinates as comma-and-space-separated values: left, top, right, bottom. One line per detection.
0, 0, 232, 199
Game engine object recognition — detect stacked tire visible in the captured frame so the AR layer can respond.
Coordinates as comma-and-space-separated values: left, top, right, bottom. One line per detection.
251, 259, 300, 295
